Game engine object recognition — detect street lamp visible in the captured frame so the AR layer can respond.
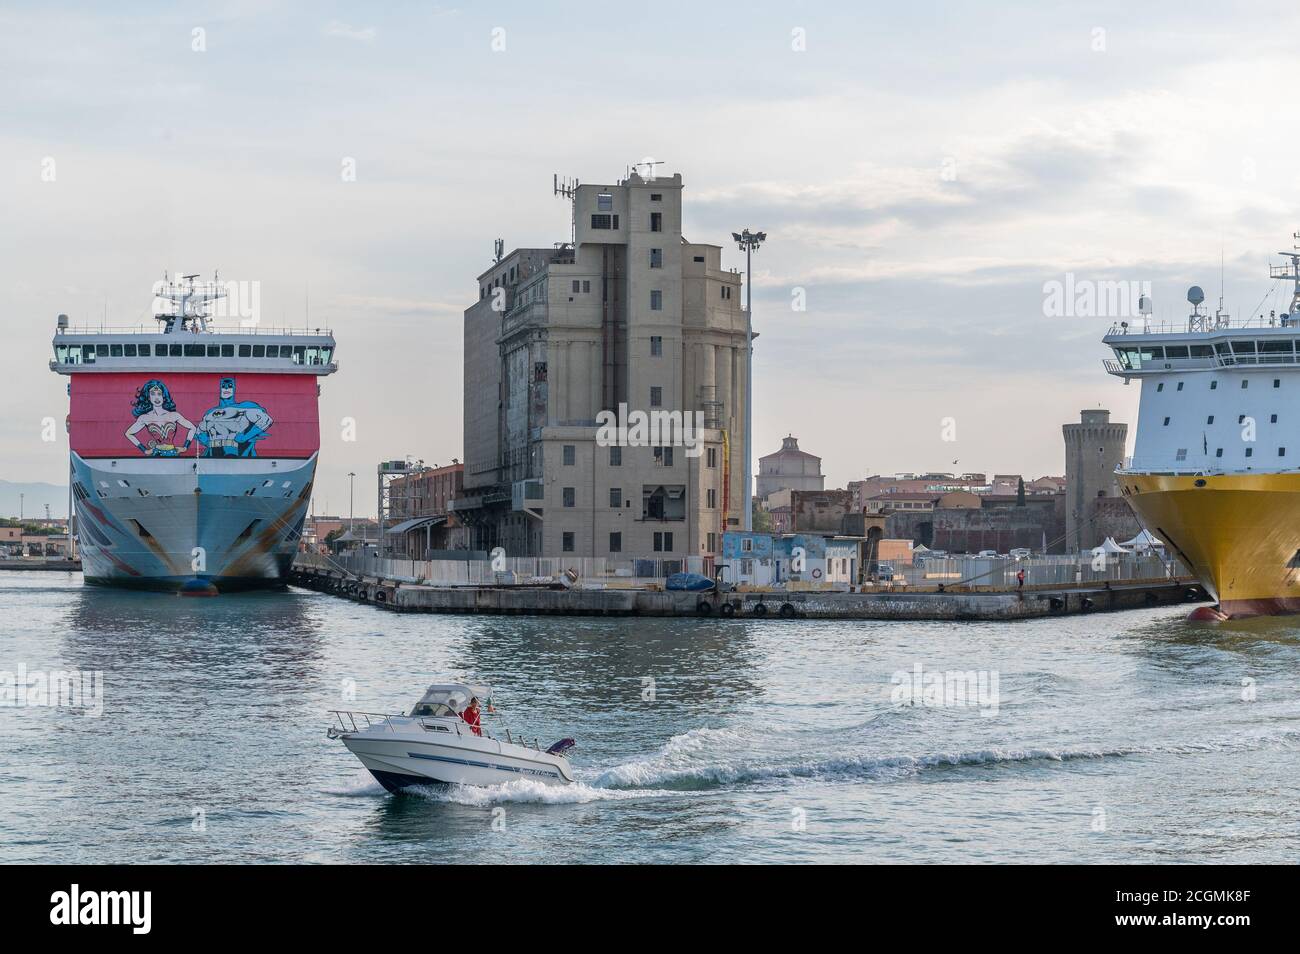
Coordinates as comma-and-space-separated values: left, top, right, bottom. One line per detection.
347, 472, 356, 535
732, 228, 765, 532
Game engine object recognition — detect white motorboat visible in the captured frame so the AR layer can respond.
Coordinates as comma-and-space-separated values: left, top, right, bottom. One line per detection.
328, 683, 576, 792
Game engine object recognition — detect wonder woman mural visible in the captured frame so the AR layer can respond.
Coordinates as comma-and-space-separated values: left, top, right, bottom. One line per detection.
125, 379, 197, 456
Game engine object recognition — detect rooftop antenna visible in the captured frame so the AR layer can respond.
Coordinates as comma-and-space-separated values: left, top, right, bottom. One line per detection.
553, 173, 579, 244
493, 238, 504, 263
633, 157, 664, 180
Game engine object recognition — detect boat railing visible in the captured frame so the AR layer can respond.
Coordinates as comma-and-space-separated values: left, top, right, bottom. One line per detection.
329, 709, 402, 733
56, 324, 334, 337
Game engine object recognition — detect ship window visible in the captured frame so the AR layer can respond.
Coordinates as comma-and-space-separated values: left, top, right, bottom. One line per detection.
265, 345, 279, 358
239, 345, 251, 357
1165, 345, 1189, 358
207, 345, 220, 357
1275, 379, 1281, 388
124, 344, 137, 357
1175, 448, 1187, 461
1281, 447, 1288, 457
138, 344, 151, 356
96, 344, 109, 357
1231, 341, 1256, 353
1262, 340, 1292, 354
1206, 415, 1214, 424
1176, 381, 1184, 391
110, 343, 123, 357
293, 346, 305, 364
1239, 414, 1246, 423
1246, 448, 1254, 458
1162, 417, 1170, 426
1241, 379, 1249, 389
1216, 448, 1224, 457
1156, 382, 1164, 392
184, 344, 203, 357
1271, 414, 1278, 423
252, 345, 265, 357
1140, 347, 1163, 361
1210, 380, 1218, 389
221, 344, 234, 357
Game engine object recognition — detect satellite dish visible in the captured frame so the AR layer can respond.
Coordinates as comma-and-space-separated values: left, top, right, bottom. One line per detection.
1187, 285, 1205, 305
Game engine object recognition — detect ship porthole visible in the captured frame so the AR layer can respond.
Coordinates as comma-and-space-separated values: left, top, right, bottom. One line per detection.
1194, 479, 1207, 488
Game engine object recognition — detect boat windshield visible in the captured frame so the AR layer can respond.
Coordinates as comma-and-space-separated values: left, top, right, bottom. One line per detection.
409, 683, 491, 717
410, 701, 460, 718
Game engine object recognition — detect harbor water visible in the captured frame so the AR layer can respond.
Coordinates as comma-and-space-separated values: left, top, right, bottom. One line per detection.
1, 570, 1297, 864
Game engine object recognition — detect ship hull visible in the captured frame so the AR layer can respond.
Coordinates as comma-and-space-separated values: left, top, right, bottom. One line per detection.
1122, 471, 1300, 618
71, 452, 314, 592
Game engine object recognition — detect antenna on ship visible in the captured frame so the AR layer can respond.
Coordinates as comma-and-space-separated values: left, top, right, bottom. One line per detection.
153, 271, 227, 334
1268, 232, 1300, 325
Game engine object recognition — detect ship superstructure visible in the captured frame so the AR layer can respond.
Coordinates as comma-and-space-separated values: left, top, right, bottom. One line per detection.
1103, 239, 1300, 616
50, 274, 337, 591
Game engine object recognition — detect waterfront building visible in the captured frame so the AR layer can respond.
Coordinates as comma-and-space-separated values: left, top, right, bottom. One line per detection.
453, 170, 750, 565
1062, 409, 1136, 552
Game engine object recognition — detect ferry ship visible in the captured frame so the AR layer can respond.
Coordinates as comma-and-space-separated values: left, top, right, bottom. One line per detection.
50, 275, 337, 592
1103, 238, 1300, 618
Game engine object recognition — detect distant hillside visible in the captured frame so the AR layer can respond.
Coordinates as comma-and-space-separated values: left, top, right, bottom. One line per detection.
0, 480, 67, 520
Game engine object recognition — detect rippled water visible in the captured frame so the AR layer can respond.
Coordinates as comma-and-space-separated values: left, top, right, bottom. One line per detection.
2, 571, 1298, 863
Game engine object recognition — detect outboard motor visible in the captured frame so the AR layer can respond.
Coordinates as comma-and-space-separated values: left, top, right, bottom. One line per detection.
546, 738, 576, 756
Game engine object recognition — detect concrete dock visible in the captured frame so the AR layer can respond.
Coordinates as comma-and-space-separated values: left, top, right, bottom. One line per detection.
288, 563, 1206, 621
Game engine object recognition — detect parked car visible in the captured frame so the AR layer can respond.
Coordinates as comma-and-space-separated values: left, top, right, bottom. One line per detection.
976, 549, 999, 558
1009, 548, 1032, 559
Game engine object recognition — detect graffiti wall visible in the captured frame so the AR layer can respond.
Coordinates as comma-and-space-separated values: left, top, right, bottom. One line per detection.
70, 372, 320, 459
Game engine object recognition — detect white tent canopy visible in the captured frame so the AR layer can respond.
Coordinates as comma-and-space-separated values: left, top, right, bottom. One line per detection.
1097, 536, 1129, 554
1121, 528, 1163, 550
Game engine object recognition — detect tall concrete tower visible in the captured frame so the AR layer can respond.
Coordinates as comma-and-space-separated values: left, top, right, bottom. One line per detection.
1063, 409, 1128, 552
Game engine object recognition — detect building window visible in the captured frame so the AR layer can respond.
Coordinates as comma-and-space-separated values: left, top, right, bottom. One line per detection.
650, 386, 662, 407
742, 537, 753, 552
693, 255, 704, 262
583, 280, 591, 293
650, 290, 662, 310
653, 531, 674, 552
707, 488, 716, 508
721, 286, 731, 300
707, 447, 717, 468
609, 446, 622, 466
650, 248, 662, 268
650, 193, 662, 201
650, 212, 662, 232
562, 487, 575, 507
1206, 415, 1214, 424
591, 213, 618, 229
597, 193, 613, 212
563, 445, 576, 466
706, 532, 716, 552
654, 445, 674, 466
609, 532, 622, 553
562, 532, 575, 552
650, 335, 662, 356
609, 488, 622, 507
572, 280, 580, 293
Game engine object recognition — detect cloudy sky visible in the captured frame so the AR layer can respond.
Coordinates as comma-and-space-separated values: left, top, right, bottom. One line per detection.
5, 1, 1300, 515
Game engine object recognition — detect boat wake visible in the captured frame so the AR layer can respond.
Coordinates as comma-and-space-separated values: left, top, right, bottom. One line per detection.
410, 778, 676, 806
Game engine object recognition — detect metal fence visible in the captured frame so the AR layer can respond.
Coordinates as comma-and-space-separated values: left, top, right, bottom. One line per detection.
296, 551, 713, 587
898, 552, 1185, 589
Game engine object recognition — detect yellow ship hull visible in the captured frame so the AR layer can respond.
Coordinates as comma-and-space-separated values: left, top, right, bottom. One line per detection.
1122, 472, 1300, 618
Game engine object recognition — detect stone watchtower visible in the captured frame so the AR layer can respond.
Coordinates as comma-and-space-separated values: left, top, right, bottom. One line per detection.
1063, 409, 1128, 552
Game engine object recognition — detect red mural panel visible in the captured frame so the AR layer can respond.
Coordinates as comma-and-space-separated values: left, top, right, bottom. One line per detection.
70, 372, 320, 459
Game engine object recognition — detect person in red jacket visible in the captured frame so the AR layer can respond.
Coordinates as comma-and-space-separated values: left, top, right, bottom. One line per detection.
460, 696, 482, 736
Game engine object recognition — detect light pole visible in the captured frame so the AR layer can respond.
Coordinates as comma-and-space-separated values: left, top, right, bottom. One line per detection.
732, 228, 765, 532
347, 472, 356, 535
